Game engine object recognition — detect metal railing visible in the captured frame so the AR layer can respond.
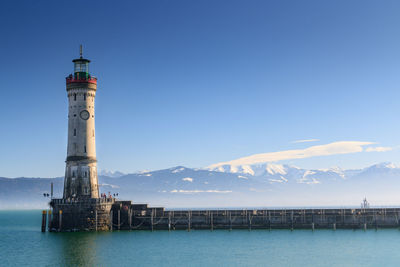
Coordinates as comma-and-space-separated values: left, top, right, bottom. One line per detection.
51, 198, 114, 204
66, 76, 97, 84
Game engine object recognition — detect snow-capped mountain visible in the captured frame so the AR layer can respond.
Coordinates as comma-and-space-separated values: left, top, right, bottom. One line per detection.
206, 162, 364, 184
2, 163, 400, 209
98, 170, 125, 178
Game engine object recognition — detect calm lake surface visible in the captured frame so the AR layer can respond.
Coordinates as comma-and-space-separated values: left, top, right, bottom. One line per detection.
1, 210, 400, 267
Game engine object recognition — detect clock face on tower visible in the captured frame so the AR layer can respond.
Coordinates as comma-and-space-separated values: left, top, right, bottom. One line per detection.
80, 110, 90, 120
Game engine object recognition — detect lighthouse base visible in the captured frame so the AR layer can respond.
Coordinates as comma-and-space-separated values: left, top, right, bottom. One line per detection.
49, 198, 114, 232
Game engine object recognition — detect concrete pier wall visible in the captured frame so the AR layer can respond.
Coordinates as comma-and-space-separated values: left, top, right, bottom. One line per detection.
111, 202, 400, 231
47, 199, 400, 231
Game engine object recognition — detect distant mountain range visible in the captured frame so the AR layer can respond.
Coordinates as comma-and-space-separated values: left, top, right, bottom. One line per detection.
1, 162, 400, 209
207, 162, 400, 184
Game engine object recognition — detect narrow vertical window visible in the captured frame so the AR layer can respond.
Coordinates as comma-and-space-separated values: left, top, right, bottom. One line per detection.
92, 130, 94, 137
84, 94, 86, 101
74, 94, 77, 101
84, 146, 87, 153
74, 129, 76, 136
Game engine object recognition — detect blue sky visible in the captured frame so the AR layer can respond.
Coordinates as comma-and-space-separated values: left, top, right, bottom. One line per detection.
1, 0, 400, 177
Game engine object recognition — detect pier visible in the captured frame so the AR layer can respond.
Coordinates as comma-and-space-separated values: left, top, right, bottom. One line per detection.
44, 200, 400, 231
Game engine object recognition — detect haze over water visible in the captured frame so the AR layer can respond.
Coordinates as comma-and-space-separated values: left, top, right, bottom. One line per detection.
2, 210, 400, 267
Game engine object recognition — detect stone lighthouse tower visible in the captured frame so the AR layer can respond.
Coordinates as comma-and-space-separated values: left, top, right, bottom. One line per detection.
64, 46, 99, 199
50, 46, 114, 231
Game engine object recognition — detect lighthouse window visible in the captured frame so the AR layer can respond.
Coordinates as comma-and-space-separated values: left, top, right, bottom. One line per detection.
84, 94, 86, 101
74, 129, 76, 136
84, 146, 87, 153
74, 94, 77, 101
75, 62, 88, 73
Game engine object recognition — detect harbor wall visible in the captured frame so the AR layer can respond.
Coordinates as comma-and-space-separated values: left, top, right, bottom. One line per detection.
114, 202, 400, 231
46, 200, 400, 231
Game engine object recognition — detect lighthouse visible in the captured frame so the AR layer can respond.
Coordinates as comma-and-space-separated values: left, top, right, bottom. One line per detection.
49, 46, 115, 232
64, 46, 99, 199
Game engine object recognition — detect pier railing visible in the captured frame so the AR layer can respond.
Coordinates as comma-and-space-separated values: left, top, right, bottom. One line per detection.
44, 201, 400, 232
51, 198, 114, 205
122, 207, 400, 231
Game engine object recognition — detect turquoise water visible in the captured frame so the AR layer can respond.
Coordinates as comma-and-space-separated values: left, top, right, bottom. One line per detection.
1, 210, 400, 266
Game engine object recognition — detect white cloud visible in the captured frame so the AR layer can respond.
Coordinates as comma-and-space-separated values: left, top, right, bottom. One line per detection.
182, 177, 193, 182
291, 139, 320, 144
208, 141, 374, 168
365, 146, 393, 152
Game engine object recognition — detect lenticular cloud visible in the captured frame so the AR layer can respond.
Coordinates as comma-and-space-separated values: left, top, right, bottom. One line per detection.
208, 141, 375, 168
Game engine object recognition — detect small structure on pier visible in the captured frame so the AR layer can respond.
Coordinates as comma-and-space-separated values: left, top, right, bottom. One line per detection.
361, 198, 370, 209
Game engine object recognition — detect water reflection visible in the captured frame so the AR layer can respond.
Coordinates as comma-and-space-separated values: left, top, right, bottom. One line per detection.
50, 232, 106, 266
